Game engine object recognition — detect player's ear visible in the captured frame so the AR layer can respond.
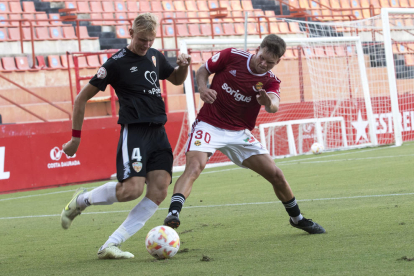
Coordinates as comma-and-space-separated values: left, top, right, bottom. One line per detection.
129, 28, 134, 38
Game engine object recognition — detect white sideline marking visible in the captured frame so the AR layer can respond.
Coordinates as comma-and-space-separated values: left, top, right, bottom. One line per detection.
0, 149, 412, 203
0, 192, 413, 220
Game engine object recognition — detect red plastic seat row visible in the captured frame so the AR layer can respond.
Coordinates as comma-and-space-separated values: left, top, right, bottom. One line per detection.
0, 13, 65, 27
0, 26, 97, 41
0, 54, 110, 72
0, 1, 41, 14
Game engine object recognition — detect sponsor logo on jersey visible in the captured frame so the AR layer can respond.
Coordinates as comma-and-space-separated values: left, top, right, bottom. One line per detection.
132, 162, 142, 173
194, 140, 201, 146
211, 52, 220, 62
152, 56, 156, 66
144, 71, 162, 96
252, 82, 263, 92
97, 67, 107, 79
112, 49, 126, 60
130, 66, 138, 73
221, 83, 252, 103
229, 70, 236, 77
243, 136, 255, 143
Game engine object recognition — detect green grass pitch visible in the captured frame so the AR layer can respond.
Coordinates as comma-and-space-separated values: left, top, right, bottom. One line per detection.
1, 142, 413, 275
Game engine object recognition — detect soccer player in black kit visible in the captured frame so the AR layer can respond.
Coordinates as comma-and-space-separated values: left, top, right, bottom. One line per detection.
60, 13, 191, 259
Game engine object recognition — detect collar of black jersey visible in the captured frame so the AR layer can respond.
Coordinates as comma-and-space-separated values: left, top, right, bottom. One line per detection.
124, 46, 154, 58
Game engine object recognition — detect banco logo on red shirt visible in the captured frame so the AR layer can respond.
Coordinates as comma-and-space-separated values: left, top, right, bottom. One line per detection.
221, 83, 251, 103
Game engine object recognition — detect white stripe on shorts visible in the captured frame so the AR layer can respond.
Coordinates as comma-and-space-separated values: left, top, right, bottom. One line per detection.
122, 124, 131, 179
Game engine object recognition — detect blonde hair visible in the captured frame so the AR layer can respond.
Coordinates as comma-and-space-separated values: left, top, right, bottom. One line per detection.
132, 13, 158, 34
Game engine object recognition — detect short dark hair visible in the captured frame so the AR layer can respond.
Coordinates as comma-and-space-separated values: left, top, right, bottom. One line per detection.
260, 34, 286, 59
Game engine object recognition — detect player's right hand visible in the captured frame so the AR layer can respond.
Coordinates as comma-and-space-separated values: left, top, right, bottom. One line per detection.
199, 88, 217, 104
62, 137, 81, 157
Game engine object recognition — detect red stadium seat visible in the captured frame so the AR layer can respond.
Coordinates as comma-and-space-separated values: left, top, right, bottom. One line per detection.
0, 27, 8, 41
15, 56, 38, 71
9, 14, 21, 27
116, 12, 127, 24
65, 2, 76, 10
77, 56, 89, 69
79, 26, 97, 39
116, 25, 129, 38
9, 2, 22, 13
49, 13, 63, 25
164, 25, 175, 37
99, 54, 108, 65
8, 27, 20, 41
2, 57, 17, 71
60, 54, 75, 69
47, 55, 65, 69
174, 1, 186, 11
188, 24, 201, 36
151, 1, 163, 12
222, 23, 236, 35
185, 0, 198, 11
162, 1, 175, 11
22, 13, 35, 26
22, 2, 38, 13
176, 24, 190, 36
35, 13, 49, 26
36, 55, 46, 69
0, 3, 10, 13
115, 2, 126, 12
90, 2, 103, 13
102, 2, 115, 13
86, 55, 100, 68
49, 26, 64, 39
77, 2, 91, 13
126, 2, 138, 12
35, 26, 50, 40
138, 1, 151, 12
62, 26, 77, 39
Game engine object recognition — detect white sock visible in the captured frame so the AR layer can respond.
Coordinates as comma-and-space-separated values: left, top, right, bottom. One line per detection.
102, 197, 158, 249
77, 182, 118, 210
291, 214, 304, 224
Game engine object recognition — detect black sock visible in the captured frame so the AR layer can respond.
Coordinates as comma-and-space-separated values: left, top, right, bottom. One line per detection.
282, 197, 301, 217
169, 193, 186, 213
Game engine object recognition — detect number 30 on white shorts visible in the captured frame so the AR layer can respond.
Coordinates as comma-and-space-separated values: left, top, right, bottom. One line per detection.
185, 120, 269, 168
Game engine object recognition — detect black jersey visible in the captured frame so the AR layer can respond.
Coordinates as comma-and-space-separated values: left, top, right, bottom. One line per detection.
89, 47, 175, 125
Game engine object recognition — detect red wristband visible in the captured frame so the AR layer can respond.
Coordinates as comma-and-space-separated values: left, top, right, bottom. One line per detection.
72, 129, 81, 138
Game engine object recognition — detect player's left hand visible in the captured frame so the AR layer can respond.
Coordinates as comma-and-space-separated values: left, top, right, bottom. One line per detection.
176, 53, 191, 67
256, 89, 271, 106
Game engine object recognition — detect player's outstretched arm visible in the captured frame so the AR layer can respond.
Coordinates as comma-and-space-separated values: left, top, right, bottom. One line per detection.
196, 64, 217, 104
63, 83, 100, 156
256, 89, 279, 113
167, 53, 191, 85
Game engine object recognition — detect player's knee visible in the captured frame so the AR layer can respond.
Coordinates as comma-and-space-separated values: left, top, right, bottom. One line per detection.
185, 162, 204, 179
270, 168, 288, 189
117, 179, 144, 201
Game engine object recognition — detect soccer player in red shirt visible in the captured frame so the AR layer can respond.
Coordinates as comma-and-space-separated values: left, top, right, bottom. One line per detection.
164, 34, 325, 234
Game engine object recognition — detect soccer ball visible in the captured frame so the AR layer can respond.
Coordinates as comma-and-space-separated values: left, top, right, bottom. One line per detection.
145, 225, 180, 259
311, 142, 324, 154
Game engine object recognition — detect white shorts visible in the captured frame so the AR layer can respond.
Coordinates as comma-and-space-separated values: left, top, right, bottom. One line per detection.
185, 120, 269, 168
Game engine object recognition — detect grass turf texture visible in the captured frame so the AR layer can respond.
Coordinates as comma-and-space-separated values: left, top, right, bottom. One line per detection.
0, 142, 413, 275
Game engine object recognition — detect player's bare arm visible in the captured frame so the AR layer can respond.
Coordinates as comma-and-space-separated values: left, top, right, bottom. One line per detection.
166, 53, 191, 85
196, 64, 217, 104
256, 89, 279, 113
63, 83, 100, 156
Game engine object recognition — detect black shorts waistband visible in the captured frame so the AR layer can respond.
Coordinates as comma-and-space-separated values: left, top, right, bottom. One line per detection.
133, 122, 164, 127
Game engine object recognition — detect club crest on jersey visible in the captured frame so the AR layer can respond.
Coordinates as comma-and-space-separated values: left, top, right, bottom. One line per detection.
132, 162, 142, 173
253, 82, 263, 92
152, 56, 156, 67
194, 140, 201, 146
211, 52, 220, 62
97, 67, 107, 79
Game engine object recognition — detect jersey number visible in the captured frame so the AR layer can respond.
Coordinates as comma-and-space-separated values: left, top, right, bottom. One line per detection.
132, 148, 142, 161
194, 130, 211, 143
0, 147, 10, 180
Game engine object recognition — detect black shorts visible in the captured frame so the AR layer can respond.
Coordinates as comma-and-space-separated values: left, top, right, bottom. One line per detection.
116, 123, 173, 183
